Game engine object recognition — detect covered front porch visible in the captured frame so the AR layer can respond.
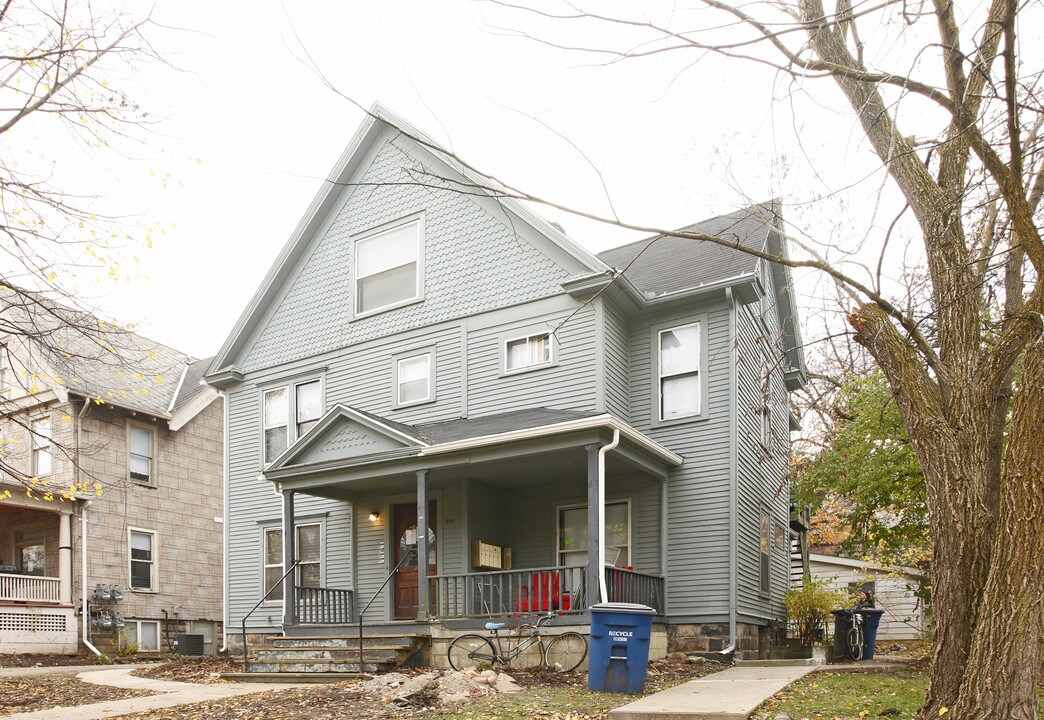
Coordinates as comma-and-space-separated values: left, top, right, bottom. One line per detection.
0, 490, 78, 653
264, 407, 680, 630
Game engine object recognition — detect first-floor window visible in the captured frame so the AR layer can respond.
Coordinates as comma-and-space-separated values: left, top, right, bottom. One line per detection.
123, 620, 160, 652
759, 507, 770, 596
15, 528, 45, 576
557, 501, 630, 568
264, 523, 322, 601
129, 529, 157, 591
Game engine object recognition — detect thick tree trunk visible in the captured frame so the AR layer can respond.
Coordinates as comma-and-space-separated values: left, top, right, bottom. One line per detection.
948, 344, 1044, 719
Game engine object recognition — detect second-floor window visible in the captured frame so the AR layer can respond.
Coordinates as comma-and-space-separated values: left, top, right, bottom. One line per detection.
31, 418, 51, 477
355, 219, 421, 315
263, 379, 323, 463
505, 333, 552, 373
658, 323, 701, 421
129, 424, 156, 484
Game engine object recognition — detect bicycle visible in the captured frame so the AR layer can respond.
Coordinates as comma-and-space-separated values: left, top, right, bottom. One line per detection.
846, 610, 865, 660
447, 611, 588, 672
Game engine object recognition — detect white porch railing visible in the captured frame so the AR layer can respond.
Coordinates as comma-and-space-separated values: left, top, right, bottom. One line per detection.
0, 573, 61, 604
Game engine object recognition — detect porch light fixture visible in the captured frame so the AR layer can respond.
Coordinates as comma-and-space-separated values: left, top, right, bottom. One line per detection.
368, 510, 380, 522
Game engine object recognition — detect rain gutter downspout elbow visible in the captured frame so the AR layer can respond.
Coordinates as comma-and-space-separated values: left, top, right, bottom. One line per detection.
597, 428, 621, 603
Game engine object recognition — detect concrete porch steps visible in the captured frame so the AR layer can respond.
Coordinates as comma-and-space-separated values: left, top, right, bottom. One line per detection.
221, 671, 367, 684
244, 632, 425, 675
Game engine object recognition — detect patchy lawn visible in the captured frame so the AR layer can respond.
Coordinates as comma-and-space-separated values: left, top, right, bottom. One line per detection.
0, 673, 156, 716
104, 656, 722, 720
751, 670, 1044, 720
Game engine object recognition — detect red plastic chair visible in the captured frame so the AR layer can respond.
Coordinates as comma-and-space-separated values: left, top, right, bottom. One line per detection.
515, 571, 570, 613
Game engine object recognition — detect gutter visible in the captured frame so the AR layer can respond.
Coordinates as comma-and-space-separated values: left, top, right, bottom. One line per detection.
81, 500, 101, 657
220, 390, 230, 654
723, 287, 739, 656
597, 429, 621, 602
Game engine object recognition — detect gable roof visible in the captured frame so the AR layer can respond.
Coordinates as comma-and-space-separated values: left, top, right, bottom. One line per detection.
1, 287, 218, 424
206, 103, 609, 383
596, 203, 776, 298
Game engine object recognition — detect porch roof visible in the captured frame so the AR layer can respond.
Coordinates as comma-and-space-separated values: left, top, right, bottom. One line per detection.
263, 406, 683, 493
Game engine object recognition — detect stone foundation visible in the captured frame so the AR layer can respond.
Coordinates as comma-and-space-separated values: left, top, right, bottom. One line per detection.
668, 621, 781, 660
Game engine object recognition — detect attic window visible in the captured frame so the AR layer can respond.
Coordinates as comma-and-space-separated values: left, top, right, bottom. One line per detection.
355, 219, 421, 315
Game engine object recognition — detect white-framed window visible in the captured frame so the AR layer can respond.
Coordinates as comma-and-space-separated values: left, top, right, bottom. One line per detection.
263, 522, 322, 602
0, 346, 10, 398
263, 378, 323, 463
395, 352, 433, 407
505, 333, 553, 373
123, 620, 160, 652
556, 500, 631, 568
658, 322, 701, 421
355, 218, 422, 315
15, 528, 46, 576
759, 507, 770, 596
760, 359, 772, 453
31, 417, 52, 477
128, 423, 156, 484
129, 528, 157, 592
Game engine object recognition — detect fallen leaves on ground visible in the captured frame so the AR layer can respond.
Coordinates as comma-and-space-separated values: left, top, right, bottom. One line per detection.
0, 673, 156, 716
104, 654, 723, 720
133, 656, 240, 684
0, 653, 109, 668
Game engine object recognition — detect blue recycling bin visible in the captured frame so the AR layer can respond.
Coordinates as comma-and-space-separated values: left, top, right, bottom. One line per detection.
588, 602, 655, 693
854, 608, 885, 659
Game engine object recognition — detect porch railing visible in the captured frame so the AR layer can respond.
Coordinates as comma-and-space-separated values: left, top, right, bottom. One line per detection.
433, 566, 587, 618
294, 586, 354, 624
605, 566, 665, 614
0, 573, 61, 604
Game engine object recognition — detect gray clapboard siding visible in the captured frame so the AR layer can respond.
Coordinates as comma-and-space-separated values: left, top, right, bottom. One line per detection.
243, 133, 583, 375
603, 301, 631, 418
625, 300, 734, 619
467, 303, 599, 416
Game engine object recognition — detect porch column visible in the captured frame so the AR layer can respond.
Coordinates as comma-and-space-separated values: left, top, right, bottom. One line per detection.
416, 469, 429, 620
281, 489, 296, 628
58, 511, 72, 604
585, 444, 601, 607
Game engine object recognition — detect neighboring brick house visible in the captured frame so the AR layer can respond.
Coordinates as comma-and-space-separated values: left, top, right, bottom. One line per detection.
208, 104, 806, 667
0, 291, 224, 656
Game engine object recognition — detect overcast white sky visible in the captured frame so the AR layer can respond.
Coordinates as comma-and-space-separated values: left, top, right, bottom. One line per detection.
57, 0, 886, 359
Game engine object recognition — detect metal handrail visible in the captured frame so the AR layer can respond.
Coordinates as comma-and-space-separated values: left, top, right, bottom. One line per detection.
240, 559, 300, 672
357, 546, 415, 673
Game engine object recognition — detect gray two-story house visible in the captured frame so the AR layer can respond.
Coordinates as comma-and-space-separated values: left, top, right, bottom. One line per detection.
207, 105, 806, 666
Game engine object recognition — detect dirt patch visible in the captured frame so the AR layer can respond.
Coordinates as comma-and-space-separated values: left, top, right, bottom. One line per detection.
0, 673, 156, 716
0, 653, 106, 668
132, 656, 240, 684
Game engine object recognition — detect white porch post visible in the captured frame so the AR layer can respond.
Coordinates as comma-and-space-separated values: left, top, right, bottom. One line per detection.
585, 444, 601, 607
416, 469, 429, 620
58, 511, 72, 604
281, 489, 296, 628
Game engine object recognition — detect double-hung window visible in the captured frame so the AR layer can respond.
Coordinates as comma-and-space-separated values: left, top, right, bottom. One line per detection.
396, 352, 433, 406
129, 424, 156, 484
355, 219, 421, 315
263, 523, 322, 602
505, 333, 552, 373
760, 360, 772, 453
658, 323, 701, 421
263, 379, 323, 463
31, 418, 52, 477
129, 528, 157, 592
557, 501, 630, 568
759, 507, 770, 596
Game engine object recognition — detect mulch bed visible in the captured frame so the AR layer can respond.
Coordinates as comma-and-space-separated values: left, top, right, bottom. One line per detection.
0, 673, 156, 716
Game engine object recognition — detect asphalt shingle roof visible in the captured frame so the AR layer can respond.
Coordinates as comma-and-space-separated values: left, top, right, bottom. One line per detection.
414, 408, 602, 445
596, 203, 778, 297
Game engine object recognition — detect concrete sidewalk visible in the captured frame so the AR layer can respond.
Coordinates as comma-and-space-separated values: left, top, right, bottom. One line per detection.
2, 666, 306, 720
609, 664, 818, 720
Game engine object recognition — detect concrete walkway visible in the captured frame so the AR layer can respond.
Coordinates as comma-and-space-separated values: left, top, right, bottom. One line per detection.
609, 664, 818, 720
1, 666, 306, 720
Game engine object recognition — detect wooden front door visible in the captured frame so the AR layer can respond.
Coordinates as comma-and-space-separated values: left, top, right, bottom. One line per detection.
393, 501, 437, 620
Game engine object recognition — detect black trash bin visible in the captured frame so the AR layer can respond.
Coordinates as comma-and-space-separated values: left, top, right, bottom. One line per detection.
830, 609, 855, 659
853, 608, 885, 659
588, 602, 655, 693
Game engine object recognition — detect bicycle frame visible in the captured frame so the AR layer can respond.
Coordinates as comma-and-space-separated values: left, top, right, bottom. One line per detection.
481, 612, 556, 665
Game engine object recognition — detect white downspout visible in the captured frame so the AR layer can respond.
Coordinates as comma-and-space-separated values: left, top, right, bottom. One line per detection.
597, 428, 621, 602
81, 500, 101, 657
721, 287, 739, 656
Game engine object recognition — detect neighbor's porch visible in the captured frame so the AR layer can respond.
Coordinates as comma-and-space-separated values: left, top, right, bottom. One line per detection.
267, 411, 680, 630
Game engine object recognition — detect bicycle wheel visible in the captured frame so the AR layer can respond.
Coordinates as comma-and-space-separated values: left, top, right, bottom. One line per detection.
543, 632, 588, 672
846, 625, 863, 661
447, 634, 497, 671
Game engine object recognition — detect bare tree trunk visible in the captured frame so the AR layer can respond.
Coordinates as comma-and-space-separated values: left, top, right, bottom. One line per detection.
949, 343, 1044, 719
